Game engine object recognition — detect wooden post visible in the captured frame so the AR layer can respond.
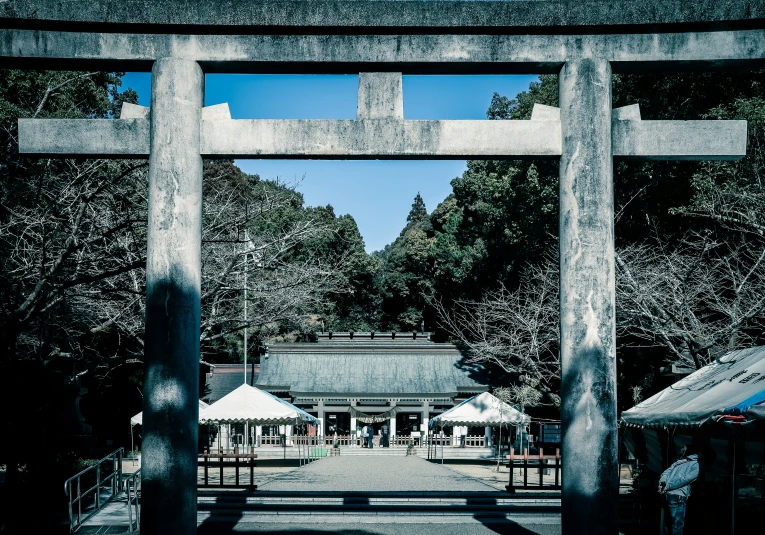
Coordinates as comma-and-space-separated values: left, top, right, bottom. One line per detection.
506, 446, 516, 493
540, 448, 545, 487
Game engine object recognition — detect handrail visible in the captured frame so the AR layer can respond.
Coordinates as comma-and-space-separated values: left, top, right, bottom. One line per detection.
63, 447, 124, 534
125, 468, 141, 533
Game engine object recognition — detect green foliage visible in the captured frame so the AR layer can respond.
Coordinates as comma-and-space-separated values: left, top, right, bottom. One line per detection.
406, 192, 428, 225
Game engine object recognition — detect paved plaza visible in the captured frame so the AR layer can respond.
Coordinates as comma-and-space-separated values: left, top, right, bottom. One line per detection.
82, 456, 560, 534
258, 456, 499, 492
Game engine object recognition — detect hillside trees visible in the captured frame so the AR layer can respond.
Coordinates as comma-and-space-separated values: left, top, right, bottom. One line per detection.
431, 69, 765, 407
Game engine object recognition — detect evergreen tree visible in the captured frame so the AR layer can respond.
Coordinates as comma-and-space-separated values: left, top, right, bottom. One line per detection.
406, 192, 428, 224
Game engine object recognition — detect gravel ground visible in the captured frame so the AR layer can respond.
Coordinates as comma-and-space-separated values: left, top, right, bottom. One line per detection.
259, 456, 499, 492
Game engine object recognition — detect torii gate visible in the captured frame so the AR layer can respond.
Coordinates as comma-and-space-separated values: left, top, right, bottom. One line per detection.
3, 2, 762, 534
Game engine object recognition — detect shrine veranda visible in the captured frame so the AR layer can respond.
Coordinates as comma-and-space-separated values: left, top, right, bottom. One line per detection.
2, 1, 764, 534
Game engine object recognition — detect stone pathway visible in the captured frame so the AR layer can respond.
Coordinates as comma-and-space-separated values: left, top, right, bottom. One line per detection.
259, 456, 499, 492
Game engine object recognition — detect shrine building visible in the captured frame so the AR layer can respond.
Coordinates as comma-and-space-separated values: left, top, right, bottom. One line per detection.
255, 332, 489, 441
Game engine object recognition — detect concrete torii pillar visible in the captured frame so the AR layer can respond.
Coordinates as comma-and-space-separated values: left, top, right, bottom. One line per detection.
558, 59, 618, 534
139, 58, 204, 535
17, 68, 746, 535
556, 58, 745, 534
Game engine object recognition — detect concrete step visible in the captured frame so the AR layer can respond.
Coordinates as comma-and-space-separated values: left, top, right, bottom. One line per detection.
196, 490, 561, 515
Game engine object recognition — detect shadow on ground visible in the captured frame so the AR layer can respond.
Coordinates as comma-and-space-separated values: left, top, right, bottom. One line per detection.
198, 526, 552, 535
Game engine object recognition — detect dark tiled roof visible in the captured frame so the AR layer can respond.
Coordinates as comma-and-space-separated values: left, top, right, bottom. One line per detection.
256, 341, 487, 397
204, 364, 260, 404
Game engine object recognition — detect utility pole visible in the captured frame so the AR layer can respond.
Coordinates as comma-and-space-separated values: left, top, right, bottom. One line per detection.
243, 228, 248, 385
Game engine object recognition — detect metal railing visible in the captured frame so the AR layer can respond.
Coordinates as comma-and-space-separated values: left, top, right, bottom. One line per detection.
125, 468, 141, 533
64, 447, 124, 534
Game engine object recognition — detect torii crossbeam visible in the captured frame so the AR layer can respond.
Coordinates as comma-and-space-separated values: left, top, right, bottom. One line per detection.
20, 73, 745, 160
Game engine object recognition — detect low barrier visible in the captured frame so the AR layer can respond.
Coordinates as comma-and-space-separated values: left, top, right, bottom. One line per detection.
260, 435, 282, 446
199, 451, 257, 491
218, 433, 489, 450
463, 435, 486, 447
506, 447, 561, 492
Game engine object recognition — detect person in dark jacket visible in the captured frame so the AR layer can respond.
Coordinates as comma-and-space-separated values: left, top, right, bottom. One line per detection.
658, 444, 703, 535
381, 423, 389, 447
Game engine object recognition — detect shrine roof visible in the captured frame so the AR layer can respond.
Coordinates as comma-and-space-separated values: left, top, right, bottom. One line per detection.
204, 363, 260, 404
1, 1, 762, 33
256, 340, 488, 396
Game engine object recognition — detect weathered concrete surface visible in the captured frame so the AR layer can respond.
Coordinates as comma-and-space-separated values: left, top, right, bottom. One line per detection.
19, 112, 746, 161
201, 119, 562, 158
3, 29, 765, 73
1, 1, 762, 31
613, 119, 748, 160
558, 59, 618, 535
141, 58, 203, 535
18, 118, 149, 157
357, 73, 403, 120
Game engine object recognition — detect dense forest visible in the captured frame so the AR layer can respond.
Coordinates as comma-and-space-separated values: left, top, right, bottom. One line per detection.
1, 68, 764, 530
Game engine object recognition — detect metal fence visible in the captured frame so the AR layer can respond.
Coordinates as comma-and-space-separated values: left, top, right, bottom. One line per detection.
63, 447, 124, 534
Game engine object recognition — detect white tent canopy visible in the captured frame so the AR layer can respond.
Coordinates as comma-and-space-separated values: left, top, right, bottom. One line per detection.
130, 399, 209, 427
199, 383, 317, 425
429, 391, 530, 428
622, 346, 765, 428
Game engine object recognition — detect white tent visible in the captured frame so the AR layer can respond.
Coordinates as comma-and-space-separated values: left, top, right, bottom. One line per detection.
429, 391, 530, 428
130, 399, 209, 427
622, 346, 765, 428
130, 399, 210, 458
199, 383, 317, 425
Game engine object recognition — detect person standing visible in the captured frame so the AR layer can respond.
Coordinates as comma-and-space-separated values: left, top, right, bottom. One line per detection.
381, 423, 389, 448
658, 445, 703, 535
361, 424, 369, 447
368, 425, 374, 449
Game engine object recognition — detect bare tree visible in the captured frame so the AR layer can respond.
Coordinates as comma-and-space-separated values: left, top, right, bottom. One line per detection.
616, 233, 765, 369
436, 228, 765, 405
198, 169, 349, 352
0, 157, 149, 366
433, 258, 560, 406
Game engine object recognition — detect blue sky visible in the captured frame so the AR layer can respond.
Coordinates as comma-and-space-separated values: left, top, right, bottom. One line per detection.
122, 73, 538, 252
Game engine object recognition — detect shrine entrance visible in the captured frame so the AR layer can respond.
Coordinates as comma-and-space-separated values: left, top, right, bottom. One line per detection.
4, 2, 762, 534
